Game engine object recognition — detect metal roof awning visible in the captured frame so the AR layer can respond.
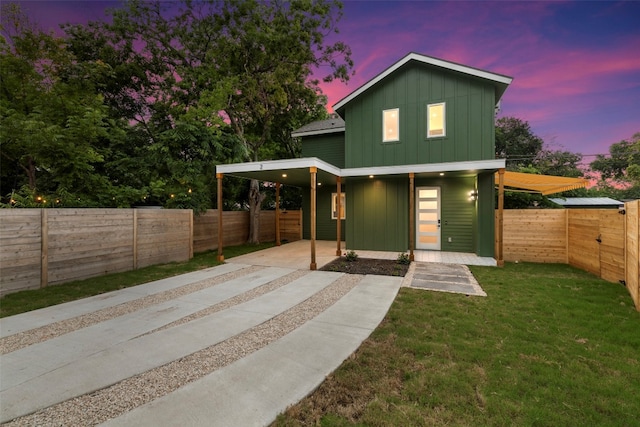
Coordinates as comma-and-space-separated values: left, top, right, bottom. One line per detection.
495, 171, 588, 195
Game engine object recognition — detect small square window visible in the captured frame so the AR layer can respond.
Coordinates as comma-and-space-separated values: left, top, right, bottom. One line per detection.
332, 193, 345, 220
427, 103, 445, 138
382, 108, 399, 142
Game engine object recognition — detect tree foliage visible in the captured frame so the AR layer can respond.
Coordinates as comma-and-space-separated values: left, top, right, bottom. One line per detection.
2, 0, 350, 220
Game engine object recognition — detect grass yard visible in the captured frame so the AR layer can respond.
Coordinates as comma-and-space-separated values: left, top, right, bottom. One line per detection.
273, 262, 640, 427
0, 242, 274, 318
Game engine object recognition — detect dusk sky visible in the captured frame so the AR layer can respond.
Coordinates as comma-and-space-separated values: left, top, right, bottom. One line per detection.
15, 0, 640, 162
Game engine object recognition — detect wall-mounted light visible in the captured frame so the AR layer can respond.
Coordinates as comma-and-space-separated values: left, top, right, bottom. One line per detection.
282, 173, 287, 178
468, 190, 478, 201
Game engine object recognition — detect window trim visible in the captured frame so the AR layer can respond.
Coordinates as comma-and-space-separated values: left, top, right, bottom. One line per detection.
382, 108, 400, 143
331, 192, 346, 220
426, 102, 446, 138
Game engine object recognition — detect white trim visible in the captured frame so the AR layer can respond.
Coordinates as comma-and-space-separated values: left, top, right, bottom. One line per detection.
426, 102, 446, 138
341, 159, 506, 177
333, 53, 513, 112
382, 108, 400, 142
216, 157, 505, 180
291, 127, 345, 138
216, 157, 342, 177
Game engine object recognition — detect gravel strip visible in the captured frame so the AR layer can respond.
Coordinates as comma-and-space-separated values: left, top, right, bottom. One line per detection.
143, 269, 310, 336
0, 266, 263, 355
3, 273, 363, 427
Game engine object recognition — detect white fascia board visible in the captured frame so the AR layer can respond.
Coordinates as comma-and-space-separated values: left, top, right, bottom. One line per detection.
333, 53, 513, 112
291, 127, 345, 138
342, 159, 506, 177
216, 157, 342, 176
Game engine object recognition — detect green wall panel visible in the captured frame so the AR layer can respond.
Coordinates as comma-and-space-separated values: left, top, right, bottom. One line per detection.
416, 176, 476, 253
302, 186, 346, 241
346, 177, 408, 252
476, 172, 495, 257
301, 133, 345, 168
344, 63, 496, 169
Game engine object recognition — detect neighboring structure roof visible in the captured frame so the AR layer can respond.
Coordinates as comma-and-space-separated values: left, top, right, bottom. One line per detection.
496, 171, 588, 195
291, 117, 345, 138
333, 52, 513, 115
549, 197, 624, 208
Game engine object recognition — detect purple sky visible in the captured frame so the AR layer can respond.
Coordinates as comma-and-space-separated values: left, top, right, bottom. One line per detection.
16, 0, 640, 160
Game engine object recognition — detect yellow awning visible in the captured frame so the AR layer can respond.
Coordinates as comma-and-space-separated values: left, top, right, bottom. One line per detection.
495, 171, 588, 195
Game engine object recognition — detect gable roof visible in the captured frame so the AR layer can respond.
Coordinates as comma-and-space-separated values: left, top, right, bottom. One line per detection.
333, 52, 513, 116
291, 117, 345, 138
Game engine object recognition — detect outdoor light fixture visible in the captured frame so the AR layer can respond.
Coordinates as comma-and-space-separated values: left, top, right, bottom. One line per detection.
369, 175, 374, 179
468, 190, 478, 201
439, 172, 445, 176
282, 174, 287, 178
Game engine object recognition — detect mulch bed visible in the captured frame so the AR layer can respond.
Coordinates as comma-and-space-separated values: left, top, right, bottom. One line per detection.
320, 257, 409, 277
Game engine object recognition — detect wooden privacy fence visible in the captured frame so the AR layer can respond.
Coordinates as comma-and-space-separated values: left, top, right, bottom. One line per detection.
1, 208, 303, 296
193, 209, 302, 253
0, 209, 193, 297
497, 200, 640, 311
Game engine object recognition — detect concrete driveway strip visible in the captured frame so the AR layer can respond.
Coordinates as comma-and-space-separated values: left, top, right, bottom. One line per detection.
1, 266, 296, 390
0, 263, 249, 336
0, 270, 343, 423
100, 274, 402, 427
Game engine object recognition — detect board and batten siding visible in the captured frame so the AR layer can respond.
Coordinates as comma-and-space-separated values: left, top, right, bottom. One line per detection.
346, 177, 408, 252
415, 176, 478, 254
344, 63, 496, 169
301, 133, 345, 168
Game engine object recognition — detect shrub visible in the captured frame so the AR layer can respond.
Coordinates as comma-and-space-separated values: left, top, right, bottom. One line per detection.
344, 250, 358, 262
397, 253, 411, 265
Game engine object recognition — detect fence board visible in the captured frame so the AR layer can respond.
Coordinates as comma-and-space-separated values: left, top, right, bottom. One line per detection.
498, 210, 566, 263
625, 201, 639, 310
0, 210, 42, 295
0, 209, 193, 295
192, 209, 302, 253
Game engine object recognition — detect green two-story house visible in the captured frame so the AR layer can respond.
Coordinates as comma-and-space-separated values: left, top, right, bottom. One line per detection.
217, 53, 513, 267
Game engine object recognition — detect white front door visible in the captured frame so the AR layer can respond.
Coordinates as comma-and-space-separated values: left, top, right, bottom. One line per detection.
416, 186, 441, 250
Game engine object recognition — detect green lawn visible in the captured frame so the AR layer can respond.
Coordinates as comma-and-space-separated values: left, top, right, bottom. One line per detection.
273, 263, 640, 427
0, 242, 274, 318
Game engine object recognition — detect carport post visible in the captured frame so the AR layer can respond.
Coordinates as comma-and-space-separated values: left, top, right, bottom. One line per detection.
409, 172, 415, 261
497, 168, 505, 267
275, 182, 281, 246
310, 167, 317, 270
216, 173, 224, 262
336, 176, 342, 256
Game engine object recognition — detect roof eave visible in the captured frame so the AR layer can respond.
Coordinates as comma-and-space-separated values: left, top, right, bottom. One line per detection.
333, 52, 513, 115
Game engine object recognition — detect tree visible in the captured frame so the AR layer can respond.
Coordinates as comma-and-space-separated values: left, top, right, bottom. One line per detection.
495, 117, 544, 170
590, 133, 640, 186
0, 4, 126, 207
81, 0, 352, 241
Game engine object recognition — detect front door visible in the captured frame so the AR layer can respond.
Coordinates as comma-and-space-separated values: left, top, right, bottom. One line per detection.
416, 186, 441, 250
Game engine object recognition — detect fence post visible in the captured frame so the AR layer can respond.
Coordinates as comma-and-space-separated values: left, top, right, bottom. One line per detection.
133, 209, 138, 269
40, 209, 48, 288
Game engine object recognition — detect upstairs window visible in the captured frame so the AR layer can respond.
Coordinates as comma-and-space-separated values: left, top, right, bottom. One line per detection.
382, 108, 399, 142
427, 103, 446, 138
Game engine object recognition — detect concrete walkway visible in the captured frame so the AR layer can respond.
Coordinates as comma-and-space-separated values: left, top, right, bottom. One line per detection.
0, 252, 402, 426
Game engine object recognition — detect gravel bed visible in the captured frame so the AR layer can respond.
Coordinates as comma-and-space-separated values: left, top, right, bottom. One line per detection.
0, 266, 263, 355
4, 273, 362, 427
